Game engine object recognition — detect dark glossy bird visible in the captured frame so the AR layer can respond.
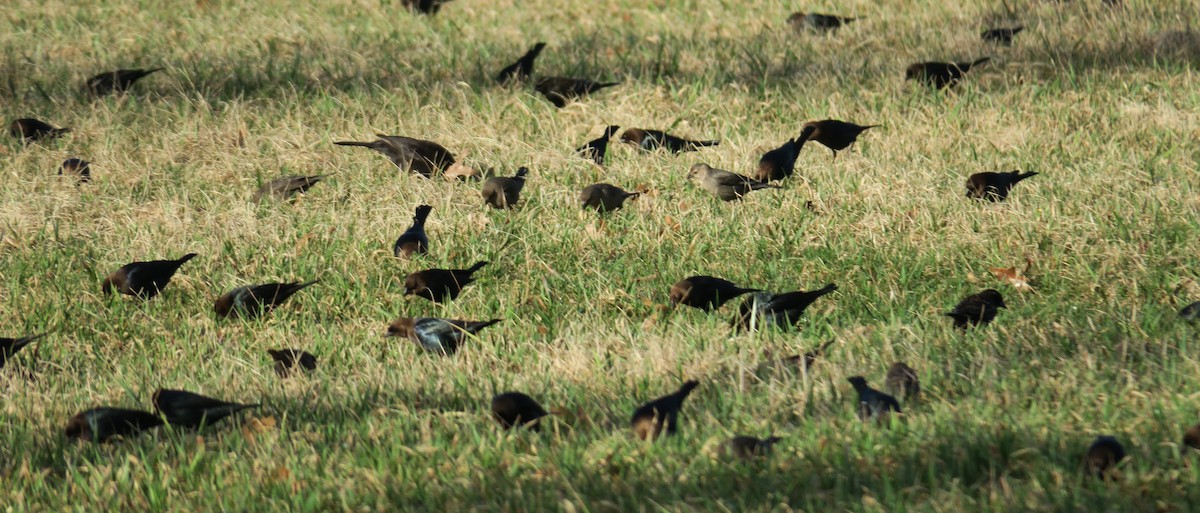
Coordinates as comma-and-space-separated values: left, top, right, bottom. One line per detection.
59, 158, 91, 184
723, 435, 782, 459
580, 183, 639, 212
1086, 436, 1126, 480
534, 77, 620, 108
481, 167, 528, 209
688, 163, 780, 201
946, 289, 1006, 329
0, 333, 46, 369
402, 0, 452, 14
631, 380, 700, 441
152, 388, 260, 429
267, 348, 317, 378
102, 253, 197, 299
732, 284, 838, 331
213, 280, 318, 319
788, 12, 857, 32
620, 128, 720, 153
576, 125, 621, 165
982, 26, 1024, 46
254, 175, 323, 202
496, 42, 547, 84
491, 391, 549, 431
906, 58, 991, 89
885, 362, 920, 401
965, 171, 1038, 201
386, 316, 502, 355
1182, 423, 1200, 454
1180, 301, 1200, 323
402, 261, 488, 303
669, 275, 760, 312
65, 407, 164, 443
798, 120, 878, 159
335, 135, 455, 177
394, 205, 433, 258
848, 376, 902, 424
10, 118, 70, 143
85, 68, 164, 95
755, 134, 809, 182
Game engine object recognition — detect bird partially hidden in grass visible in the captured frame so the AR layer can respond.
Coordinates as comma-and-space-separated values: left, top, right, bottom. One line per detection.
965, 171, 1038, 201
496, 42, 546, 84
85, 68, 164, 95
10, 118, 70, 143
755, 133, 809, 182
335, 135, 455, 177
788, 12, 857, 33
534, 77, 620, 108
254, 175, 323, 202
267, 349, 317, 378
763, 340, 835, 372
798, 120, 879, 159
620, 128, 720, 153
885, 362, 920, 402
394, 205, 433, 258
732, 284, 838, 331
982, 26, 1024, 46
59, 158, 91, 184
1182, 423, 1200, 454
848, 376, 902, 424
580, 183, 640, 212
1, 333, 47, 369
481, 167, 529, 209
213, 280, 319, 319
403, 261, 488, 303
723, 435, 782, 460
669, 275, 761, 312
631, 380, 700, 441
1176, 301, 1200, 323
102, 253, 198, 299
1085, 436, 1126, 480
65, 407, 163, 443
386, 316, 502, 355
402, 0, 452, 14
152, 388, 260, 429
946, 289, 1006, 329
576, 125, 621, 166
491, 391, 549, 431
688, 163, 780, 201
906, 58, 991, 89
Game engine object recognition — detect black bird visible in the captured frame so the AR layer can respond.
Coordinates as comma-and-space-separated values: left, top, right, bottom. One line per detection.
1180, 301, 1200, 323
620, 128, 720, 153
481, 167, 529, 209
65, 407, 164, 443
798, 120, 878, 159
10, 118, 70, 143
152, 388, 260, 429
254, 175, 323, 202
788, 12, 857, 33
1086, 436, 1126, 480
86, 68, 164, 95
59, 158, 91, 184
906, 58, 991, 89
267, 349, 317, 378
885, 362, 920, 401
631, 380, 700, 441
965, 171, 1039, 201
394, 205, 433, 258
402, 0, 452, 14
386, 316, 502, 355
946, 289, 1006, 329
1182, 423, 1200, 453
213, 280, 319, 319
496, 42, 547, 84
848, 376, 902, 424
669, 275, 760, 312
732, 284, 838, 331
576, 125, 621, 165
724, 435, 783, 459
982, 26, 1024, 46
102, 253, 198, 299
403, 261, 488, 303
491, 391, 550, 431
0, 333, 46, 369
335, 135, 455, 177
535, 77, 620, 108
579, 183, 639, 212
755, 134, 808, 182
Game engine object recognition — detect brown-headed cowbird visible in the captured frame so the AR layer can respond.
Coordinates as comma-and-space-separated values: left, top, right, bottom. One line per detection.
497, 42, 546, 84
848, 376, 902, 424
732, 284, 838, 331
335, 135, 455, 177
620, 128, 720, 153
723, 435, 782, 459
254, 175, 323, 202
102, 253, 197, 299
267, 348, 317, 378
10, 118, 70, 143
1182, 423, 1200, 454
788, 12, 857, 33
688, 163, 780, 201
64, 407, 163, 443
403, 261, 488, 303
580, 183, 639, 212
1085, 436, 1126, 480
906, 58, 991, 89
59, 158, 91, 184
386, 316, 502, 355
481, 167, 528, 209
576, 125, 621, 165
1181, 301, 1200, 323
491, 391, 549, 431
85, 68, 164, 95
669, 275, 761, 312
798, 120, 879, 159
151, 388, 260, 429
394, 205, 432, 258
755, 134, 809, 182
0, 333, 46, 369
631, 380, 700, 441
213, 280, 319, 319
885, 362, 920, 401
946, 289, 1006, 329
535, 77, 620, 108
965, 171, 1038, 201
402, 0, 452, 14
982, 27, 1024, 46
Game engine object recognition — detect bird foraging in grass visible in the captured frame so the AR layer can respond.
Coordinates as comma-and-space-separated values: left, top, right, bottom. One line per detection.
59, 158, 91, 184
214, 280, 319, 319
394, 205, 433, 258
491, 391, 549, 431
631, 380, 700, 441
1085, 436, 1126, 480
797, 120, 879, 159
402, 262, 488, 303
848, 376, 902, 424
481, 167, 529, 209
723, 435, 782, 459
496, 42, 546, 84
10, 118, 70, 143
669, 275, 761, 312
102, 253, 198, 299
254, 175, 323, 202
620, 128, 720, 153
982, 27, 1024, 46
965, 171, 1038, 201
946, 289, 1006, 329
580, 183, 639, 212
335, 135, 455, 177
0, 333, 47, 369
688, 163, 780, 201
152, 388, 260, 429
906, 58, 991, 89
576, 125, 621, 166
755, 134, 809, 182
535, 77, 620, 108
788, 12, 857, 33
65, 407, 163, 443
85, 68, 164, 95
267, 349, 317, 378
731, 284, 838, 331
386, 316, 502, 355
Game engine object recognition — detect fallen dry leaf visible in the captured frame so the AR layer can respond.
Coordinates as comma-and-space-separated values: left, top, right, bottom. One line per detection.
990, 266, 1032, 291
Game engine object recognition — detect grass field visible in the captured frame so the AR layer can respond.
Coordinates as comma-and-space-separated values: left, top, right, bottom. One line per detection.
3, 0, 1200, 511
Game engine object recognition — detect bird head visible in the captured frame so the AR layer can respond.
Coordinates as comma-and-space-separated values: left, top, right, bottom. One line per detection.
402, 274, 421, 296
847, 376, 868, 389
687, 163, 711, 181
619, 129, 645, 146
980, 288, 1006, 308
386, 317, 416, 338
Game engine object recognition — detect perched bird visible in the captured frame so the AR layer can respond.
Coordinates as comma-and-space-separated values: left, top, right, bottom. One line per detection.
576, 125, 621, 165
403, 261, 488, 303
266, 348, 317, 378
85, 68, 164, 95
1182, 423, 1200, 453
496, 42, 547, 84
688, 163, 780, 201
906, 58, 991, 89
0, 333, 46, 369
64, 407, 164, 443
1180, 301, 1200, 323
151, 388, 260, 429
213, 280, 319, 319
59, 158, 91, 184
631, 380, 700, 441
619, 128, 720, 153
755, 135, 808, 182
788, 12, 857, 33
402, 0, 452, 14
1085, 436, 1126, 480
885, 362, 920, 401
394, 205, 433, 258
491, 391, 549, 431
732, 284, 839, 331
534, 77, 620, 108
669, 275, 761, 312
965, 171, 1038, 201
386, 316, 502, 355
10, 118, 70, 143
946, 289, 1006, 329
982, 26, 1024, 46
798, 120, 879, 159
848, 376, 902, 424
254, 175, 323, 202
335, 135, 455, 177
723, 435, 782, 460
481, 167, 529, 209
102, 253, 198, 299
579, 183, 639, 212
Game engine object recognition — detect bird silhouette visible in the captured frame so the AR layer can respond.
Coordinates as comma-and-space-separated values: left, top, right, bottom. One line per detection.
732, 284, 838, 331
620, 128, 720, 153
65, 407, 163, 443
214, 280, 318, 319
386, 316, 502, 355
1085, 436, 1126, 480
688, 163, 780, 201
59, 158, 91, 184
848, 376, 902, 424
0, 333, 46, 369
535, 77, 620, 108
982, 27, 1024, 46
152, 388, 260, 429
10, 118, 70, 143
788, 12, 857, 33
965, 171, 1038, 201
103, 253, 198, 299
885, 362, 920, 401
580, 183, 639, 212
669, 275, 760, 312
496, 42, 547, 84
906, 58, 991, 89
267, 349, 317, 378
1183, 423, 1200, 454
481, 167, 529, 209
576, 125, 621, 165
631, 380, 700, 441
491, 391, 549, 430
394, 205, 433, 258
403, 261, 488, 303
798, 120, 879, 159
335, 135, 455, 177
254, 175, 323, 202
1180, 301, 1200, 323
755, 134, 809, 181
946, 289, 1006, 329
724, 435, 782, 459
85, 68, 163, 95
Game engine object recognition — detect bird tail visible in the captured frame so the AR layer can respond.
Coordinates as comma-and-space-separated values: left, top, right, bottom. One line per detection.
691, 140, 721, 148
413, 204, 433, 225
1014, 171, 1039, 183
812, 283, 838, 297
466, 318, 503, 334
624, 191, 642, 199
177, 253, 199, 264
466, 261, 489, 275
12, 333, 48, 352
797, 125, 817, 143
1012, 26, 1025, 34
751, 181, 783, 191
526, 42, 547, 60
594, 82, 621, 91
289, 280, 320, 294
604, 125, 622, 137
334, 140, 374, 148
968, 57, 992, 69
144, 67, 166, 76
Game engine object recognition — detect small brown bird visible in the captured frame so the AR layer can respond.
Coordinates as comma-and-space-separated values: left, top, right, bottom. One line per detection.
1180, 301, 1200, 323
267, 348, 317, 378
906, 58, 991, 89
798, 120, 879, 159
403, 261, 488, 303
788, 12, 857, 33
65, 407, 164, 443
481, 167, 529, 209
402, 0, 452, 14
0, 333, 46, 369
732, 284, 838, 331
631, 380, 700, 441
10, 118, 70, 143
386, 316, 502, 355
59, 158, 91, 184
620, 128, 720, 153
688, 163, 781, 201
723, 435, 783, 459
335, 135, 455, 177
965, 171, 1038, 201
982, 27, 1024, 46
576, 125, 621, 165
213, 280, 319, 319
394, 205, 433, 257
491, 391, 549, 431
848, 376, 902, 424
669, 275, 761, 312
946, 289, 1006, 329
152, 388, 260, 429
1085, 436, 1126, 480
1182, 423, 1200, 454
254, 175, 323, 202
496, 42, 547, 84
885, 362, 920, 401
85, 68, 164, 95
102, 253, 198, 299
755, 135, 809, 182
535, 77, 620, 108
580, 183, 640, 212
